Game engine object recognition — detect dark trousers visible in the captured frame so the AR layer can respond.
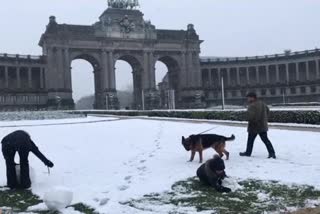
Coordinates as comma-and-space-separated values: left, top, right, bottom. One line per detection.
245, 132, 275, 156
2, 144, 31, 189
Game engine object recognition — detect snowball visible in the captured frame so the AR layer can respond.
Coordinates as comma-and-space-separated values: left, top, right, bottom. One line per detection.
43, 187, 73, 210
222, 177, 243, 192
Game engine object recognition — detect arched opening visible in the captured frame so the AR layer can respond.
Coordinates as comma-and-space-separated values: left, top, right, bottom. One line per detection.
115, 60, 134, 109
156, 56, 180, 109
71, 59, 95, 110
115, 55, 143, 110
155, 61, 168, 89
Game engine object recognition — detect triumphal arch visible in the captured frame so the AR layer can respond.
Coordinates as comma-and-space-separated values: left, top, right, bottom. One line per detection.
39, 0, 203, 109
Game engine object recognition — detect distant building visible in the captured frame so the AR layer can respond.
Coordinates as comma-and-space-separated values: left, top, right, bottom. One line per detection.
0, 2, 319, 110
200, 50, 320, 106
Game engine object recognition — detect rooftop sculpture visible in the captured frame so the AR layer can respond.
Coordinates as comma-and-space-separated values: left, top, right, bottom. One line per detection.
108, 0, 140, 10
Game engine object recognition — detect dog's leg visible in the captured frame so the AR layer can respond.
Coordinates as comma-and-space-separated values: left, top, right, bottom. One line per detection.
224, 149, 230, 160
189, 151, 196, 162
199, 150, 203, 163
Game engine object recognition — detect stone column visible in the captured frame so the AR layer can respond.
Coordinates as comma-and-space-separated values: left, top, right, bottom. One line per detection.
217, 68, 222, 86
143, 51, 149, 89
306, 61, 310, 81
180, 52, 187, 88
295, 62, 299, 81
316, 59, 320, 79
208, 69, 212, 86
64, 49, 72, 90
57, 48, 65, 89
101, 50, 108, 90
40, 68, 44, 89
28, 67, 32, 88
266, 65, 270, 83
227, 68, 231, 86
148, 52, 156, 89
246, 67, 250, 85
236, 67, 240, 85
16, 67, 21, 88
4, 66, 9, 88
256, 66, 260, 84
108, 51, 115, 89
285, 63, 289, 83
276, 64, 280, 83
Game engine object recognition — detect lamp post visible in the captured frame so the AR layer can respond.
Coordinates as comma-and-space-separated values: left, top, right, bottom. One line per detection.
221, 77, 225, 110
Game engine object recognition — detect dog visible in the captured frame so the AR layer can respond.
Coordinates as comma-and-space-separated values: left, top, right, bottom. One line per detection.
182, 134, 235, 163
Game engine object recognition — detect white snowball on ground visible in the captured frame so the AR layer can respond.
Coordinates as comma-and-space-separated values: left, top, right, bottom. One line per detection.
222, 177, 243, 192
43, 187, 73, 211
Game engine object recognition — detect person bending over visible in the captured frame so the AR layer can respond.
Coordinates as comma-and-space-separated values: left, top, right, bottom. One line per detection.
196, 155, 231, 193
1, 130, 54, 189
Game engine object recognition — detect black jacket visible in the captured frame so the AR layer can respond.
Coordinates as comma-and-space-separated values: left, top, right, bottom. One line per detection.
1, 130, 50, 165
197, 158, 231, 193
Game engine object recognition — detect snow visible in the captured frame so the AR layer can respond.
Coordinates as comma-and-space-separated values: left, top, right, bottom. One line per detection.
43, 187, 73, 210
0, 116, 319, 213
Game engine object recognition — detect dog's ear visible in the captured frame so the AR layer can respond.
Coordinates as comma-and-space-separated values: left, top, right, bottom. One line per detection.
182, 136, 185, 144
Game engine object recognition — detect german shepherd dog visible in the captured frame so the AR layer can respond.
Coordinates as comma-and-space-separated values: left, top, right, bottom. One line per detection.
182, 134, 235, 163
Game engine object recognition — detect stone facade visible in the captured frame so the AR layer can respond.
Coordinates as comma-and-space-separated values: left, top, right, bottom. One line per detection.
0, 54, 47, 111
200, 50, 320, 106
0, 7, 203, 110
39, 8, 203, 110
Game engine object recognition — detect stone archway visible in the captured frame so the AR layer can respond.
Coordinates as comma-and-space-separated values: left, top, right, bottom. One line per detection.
114, 54, 144, 109
155, 55, 180, 108
40, 6, 203, 110
70, 53, 102, 109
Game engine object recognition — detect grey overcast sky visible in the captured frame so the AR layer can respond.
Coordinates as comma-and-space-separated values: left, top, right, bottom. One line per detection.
1, 0, 320, 101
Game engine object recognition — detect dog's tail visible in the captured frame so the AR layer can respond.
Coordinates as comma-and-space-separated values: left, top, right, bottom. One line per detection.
224, 134, 235, 141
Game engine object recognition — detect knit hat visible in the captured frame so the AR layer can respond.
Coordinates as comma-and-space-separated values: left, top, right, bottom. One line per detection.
246, 92, 257, 99
212, 155, 225, 171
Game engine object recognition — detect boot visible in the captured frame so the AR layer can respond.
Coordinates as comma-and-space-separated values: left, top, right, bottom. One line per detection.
268, 153, 276, 159
239, 152, 251, 157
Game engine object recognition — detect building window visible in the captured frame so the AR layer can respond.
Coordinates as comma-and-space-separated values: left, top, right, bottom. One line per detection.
232, 91, 237, 97
261, 89, 266, 96
311, 86, 317, 93
270, 89, 276, 96
300, 87, 306, 94
241, 90, 247, 97
290, 87, 296, 94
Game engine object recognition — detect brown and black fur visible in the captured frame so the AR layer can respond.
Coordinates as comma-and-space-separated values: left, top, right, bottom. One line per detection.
182, 134, 235, 163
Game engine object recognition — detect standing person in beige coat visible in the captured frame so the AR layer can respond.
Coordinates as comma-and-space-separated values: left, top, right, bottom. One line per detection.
240, 92, 276, 159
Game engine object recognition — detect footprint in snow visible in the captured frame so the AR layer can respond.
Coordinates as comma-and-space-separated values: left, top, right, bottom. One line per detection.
137, 166, 147, 171
118, 185, 129, 191
99, 198, 109, 206
124, 176, 132, 181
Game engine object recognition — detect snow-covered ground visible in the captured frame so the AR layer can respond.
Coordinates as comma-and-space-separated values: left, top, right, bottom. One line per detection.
0, 116, 319, 213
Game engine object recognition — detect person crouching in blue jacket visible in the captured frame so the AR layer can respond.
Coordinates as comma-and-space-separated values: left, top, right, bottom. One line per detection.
1, 130, 54, 189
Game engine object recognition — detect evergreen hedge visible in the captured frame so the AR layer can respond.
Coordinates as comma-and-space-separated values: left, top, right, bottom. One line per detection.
74, 110, 320, 125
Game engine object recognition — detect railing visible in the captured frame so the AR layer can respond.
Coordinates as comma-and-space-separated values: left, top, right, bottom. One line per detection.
0, 53, 44, 60
200, 48, 320, 63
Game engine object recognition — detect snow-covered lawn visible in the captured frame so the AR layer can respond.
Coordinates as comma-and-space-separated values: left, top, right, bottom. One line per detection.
0, 116, 319, 213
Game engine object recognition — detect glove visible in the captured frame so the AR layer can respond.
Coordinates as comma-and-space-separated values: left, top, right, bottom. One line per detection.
221, 187, 232, 193
45, 160, 54, 168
